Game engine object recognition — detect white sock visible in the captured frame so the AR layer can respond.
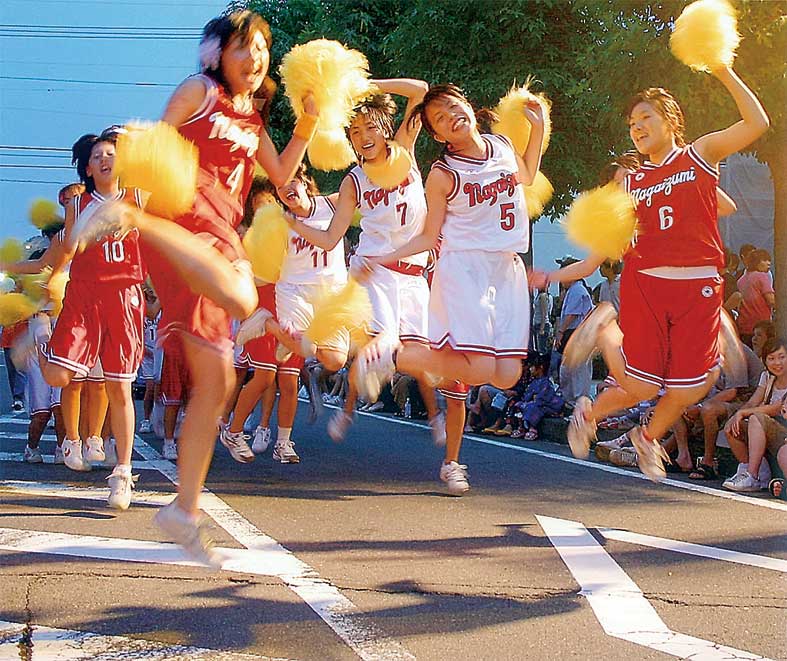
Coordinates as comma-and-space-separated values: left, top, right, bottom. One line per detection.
277, 427, 292, 443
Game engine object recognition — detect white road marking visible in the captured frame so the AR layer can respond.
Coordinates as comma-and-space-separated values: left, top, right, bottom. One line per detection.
0, 451, 160, 470
536, 515, 770, 660
0, 480, 174, 506
0, 619, 293, 660
598, 527, 787, 574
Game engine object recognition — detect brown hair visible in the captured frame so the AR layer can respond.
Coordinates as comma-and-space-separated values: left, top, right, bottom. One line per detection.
626, 87, 686, 148
408, 83, 498, 145
598, 150, 642, 185
348, 93, 398, 147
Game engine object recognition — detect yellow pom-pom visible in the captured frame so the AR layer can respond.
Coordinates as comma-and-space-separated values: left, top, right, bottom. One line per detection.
523, 172, 554, 219
115, 121, 198, 219
0, 238, 24, 265
562, 183, 637, 260
18, 270, 49, 303
242, 203, 289, 284
29, 199, 63, 230
670, 0, 740, 72
307, 128, 357, 172
492, 82, 552, 155
305, 278, 372, 347
46, 269, 69, 317
350, 208, 362, 228
0, 292, 40, 326
361, 141, 413, 190
280, 39, 374, 171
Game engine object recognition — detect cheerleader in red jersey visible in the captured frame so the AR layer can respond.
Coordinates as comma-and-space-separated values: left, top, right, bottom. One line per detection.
555, 67, 769, 481
86, 11, 319, 565
285, 79, 449, 446
352, 85, 545, 402
39, 130, 145, 508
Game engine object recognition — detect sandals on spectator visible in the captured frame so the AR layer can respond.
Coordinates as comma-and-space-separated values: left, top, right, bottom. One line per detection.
768, 478, 785, 499
523, 428, 539, 441
688, 463, 718, 481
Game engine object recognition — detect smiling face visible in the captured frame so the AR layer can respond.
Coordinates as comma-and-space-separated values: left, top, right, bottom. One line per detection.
275, 178, 309, 211
85, 141, 116, 189
765, 345, 787, 378
221, 29, 268, 97
424, 94, 476, 145
348, 113, 387, 163
628, 101, 674, 158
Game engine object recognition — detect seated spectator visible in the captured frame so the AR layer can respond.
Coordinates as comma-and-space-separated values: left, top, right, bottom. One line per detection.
736, 249, 775, 346
467, 384, 504, 431
508, 353, 564, 440
741, 399, 787, 496
751, 319, 776, 362
723, 337, 787, 491
479, 361, 531, 435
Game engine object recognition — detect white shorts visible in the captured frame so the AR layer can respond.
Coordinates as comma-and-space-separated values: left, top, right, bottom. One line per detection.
353, 258, 429, 343
429, 250, 529, 358
73, 358, 105, 382
276, 280, 350, 353
153, 346, 164, 382
139, 349, 155, 381
26, 351, 61, 414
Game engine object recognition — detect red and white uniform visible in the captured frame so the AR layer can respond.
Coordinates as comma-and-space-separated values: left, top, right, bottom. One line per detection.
347, 165, 429, 342
46, 189, 145, 381
143, 74, 263, 355
428, 134, 529, 358
621, 144, 722, 388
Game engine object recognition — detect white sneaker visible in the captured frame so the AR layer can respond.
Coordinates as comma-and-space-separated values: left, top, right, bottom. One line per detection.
429, 411, 447, 447
54, 445, 65, 464
219, 428, 255, 463
440, 461, 470, 496
595, 433, 629, 462
272, 439, 300, 463
139, 419, 152, 434
84, 435, 106, 463
23, 445, 43, 464
567, 396, 595, 459
629, 427, 666, 482
154, 500, 221, 569
103, 438, 118, 466
162, 440, 178, 461
723, 470, 763, 492
236, 308, 272, 346
251, 426, 272, 454
327, 410, 353, 443
107, 468, 138, 510
12, 399, 24, 413
562, 302, 617, 370
61, 438, 91, 472
355, 335, 399, 403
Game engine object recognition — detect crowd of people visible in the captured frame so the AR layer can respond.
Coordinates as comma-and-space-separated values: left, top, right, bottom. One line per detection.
0, 7, 782, 569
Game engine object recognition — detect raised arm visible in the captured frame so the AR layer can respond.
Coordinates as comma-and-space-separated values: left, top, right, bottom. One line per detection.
372, 78, 429, 154
516, 101, 546, 186
693, 67, 769, 166
1, 233, 65, 275
548, 255, 606, 285
287, 175, 355, 251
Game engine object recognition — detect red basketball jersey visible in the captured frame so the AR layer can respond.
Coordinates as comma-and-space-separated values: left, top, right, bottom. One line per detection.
624, 145, 723, 270
69, 188, 145, 285
179, 74, 263, 229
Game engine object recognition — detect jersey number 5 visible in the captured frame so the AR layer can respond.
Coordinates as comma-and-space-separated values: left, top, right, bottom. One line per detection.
500, 202, 515, 231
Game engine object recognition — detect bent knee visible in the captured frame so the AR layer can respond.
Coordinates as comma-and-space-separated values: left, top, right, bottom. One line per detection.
43, 365, 73, 388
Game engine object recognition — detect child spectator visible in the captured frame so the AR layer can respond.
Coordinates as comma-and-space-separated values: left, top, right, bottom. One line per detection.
736, 249, 775, 346
510, 353, 564, 440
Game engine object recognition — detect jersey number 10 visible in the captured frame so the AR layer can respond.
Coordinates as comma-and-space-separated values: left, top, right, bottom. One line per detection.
103, 239, 125, 263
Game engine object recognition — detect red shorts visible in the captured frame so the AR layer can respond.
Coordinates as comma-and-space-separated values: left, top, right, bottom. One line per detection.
233, 283, 303, 375
160, 343, 190, 405
438, 380, 469, 401
619, 269, 722, 389
45, 279, 144, 381
142, 198, 247, 356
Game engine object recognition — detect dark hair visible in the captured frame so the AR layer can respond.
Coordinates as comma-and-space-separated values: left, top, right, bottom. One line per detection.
626, 88, 686, 149
739, 243, 756, 259
348, 93, 398, 151
71, 130, 117, 193
748, 248, 771, 268
201, 10, 276, 124
753, 319, 776, 339
408, 84, 498, 144
763, 337, 786, 367
241, 176, 277, 228
598, 151, 642, 185
42, 222, 65, 239
601, 259, 623, 276
527, 351, 550, 372
292, 162, 320, 196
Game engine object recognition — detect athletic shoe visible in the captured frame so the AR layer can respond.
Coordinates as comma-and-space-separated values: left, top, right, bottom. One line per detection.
138, 419, 152, 434
23, 445, 43, 464
162, 440, 178, 461
104, 438, 118, 466
629, 426, 666, 482
219, 428, 255, 463
84, 435, 106, 463
562, 302, 617, 370
251, 426, 271, 454
12, 399, 24, 413
355, 335, 399, 403
154, 500, 221, 569
366, 401, 384, 412
61, 438, 91, 472
327, 410, 353, 443
54, 445, 65, 464
722, 470, 763, 492
429, 411, 447, 447
272, 439, 300, 463
440, 461, 470, 496
609, 446, 638, 467
305, 363, 324, 424
567, 396, 595, 459
235, 308, 272, 346
595, 433, 630, 462
107, 468, 138, 510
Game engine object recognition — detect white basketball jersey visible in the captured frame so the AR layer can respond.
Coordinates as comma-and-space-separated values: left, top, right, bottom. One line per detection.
279, 196, 347, 285
348, 165, 428, 267
433, 134, 529, 254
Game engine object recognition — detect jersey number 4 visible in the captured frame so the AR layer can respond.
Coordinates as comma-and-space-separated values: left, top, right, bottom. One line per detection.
227, 163, 245, 197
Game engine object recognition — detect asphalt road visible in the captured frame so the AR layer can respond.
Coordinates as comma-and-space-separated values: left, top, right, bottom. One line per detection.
1, 395, 785, 661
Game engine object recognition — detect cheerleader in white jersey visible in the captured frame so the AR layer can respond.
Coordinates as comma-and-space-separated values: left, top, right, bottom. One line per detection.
222, 165, 348, 462
284, 79, 446, 445
354, 84, 545, 401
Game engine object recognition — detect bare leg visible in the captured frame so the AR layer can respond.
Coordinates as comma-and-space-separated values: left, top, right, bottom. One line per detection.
699, 400, 726, 466
590, 381, 658, 424
276, 373, 299, 429
491, 358, 523, 390
222, 366, 248, 423
164, 404, 180, 440
417, 377, 439, 419
87, 381, 109, 438
52, 405, 65, 444
60, 381, 82, 441
745, 415, 768, 478
261, 381, 276, 428
228, 369, 275, 434
644, 370, 718, 441
27, 412, 50, 449
143, 380, 155, 422
396, 344, 496, 386
444, 396, 466, 464
671, 417, 693, 470
104, 381, 135, 466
